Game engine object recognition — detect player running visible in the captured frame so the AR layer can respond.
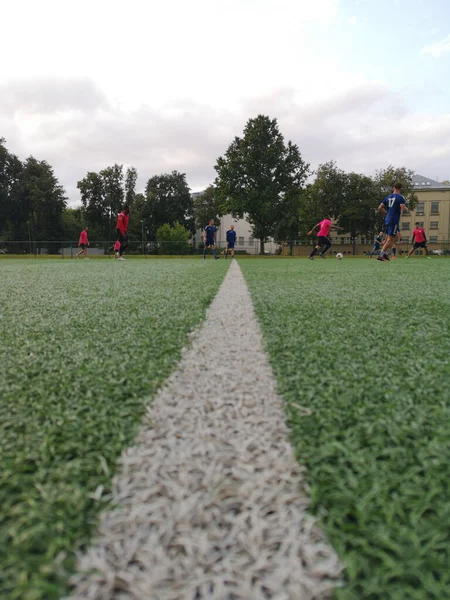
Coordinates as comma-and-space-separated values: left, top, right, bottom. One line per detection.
225, 224, 237, 259
308, 217, 342, 259
76, 227, 90, 259
377, 183, 408, 262
369, 232, 384, 258
203, 219, 219, 260
406, 223, 431, 259
116, 206, 130, 261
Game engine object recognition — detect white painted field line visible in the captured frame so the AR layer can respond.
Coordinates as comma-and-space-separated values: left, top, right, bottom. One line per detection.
67, 261, 341, 600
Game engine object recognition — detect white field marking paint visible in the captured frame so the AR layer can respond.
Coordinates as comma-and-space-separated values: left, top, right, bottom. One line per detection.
67, 261, 341, 600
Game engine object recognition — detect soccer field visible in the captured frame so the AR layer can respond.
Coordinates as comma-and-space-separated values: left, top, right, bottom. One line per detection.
1, 258, 450, 600
240, 258, 450, 600
0, 259, 228, 599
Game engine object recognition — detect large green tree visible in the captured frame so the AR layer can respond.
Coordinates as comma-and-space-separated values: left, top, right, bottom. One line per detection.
77, 171, 105, 238
192, 185, 222, 231
77, 164, 134, 239
214, 115, 310, 253
100, 164, 124, 235
0, 138, 24, 242
125, 166, 138, 207
144, 171, 194, 240
19, 157, 67, 253
373, 166, 418, 210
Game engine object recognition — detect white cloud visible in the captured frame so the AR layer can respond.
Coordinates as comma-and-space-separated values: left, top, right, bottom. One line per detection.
1, 0, 449, 203
2, 77, 450, 206
420, 34, 450, 58
1, 0, 341, 111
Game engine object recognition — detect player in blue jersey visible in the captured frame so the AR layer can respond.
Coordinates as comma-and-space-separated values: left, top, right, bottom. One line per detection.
225, 224, 237, 259
369, 231, 384, 258
377, 183, 408, 262
203, 218, 219, 260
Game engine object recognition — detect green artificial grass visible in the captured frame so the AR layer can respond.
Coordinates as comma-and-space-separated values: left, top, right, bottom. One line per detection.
241, 258, 450, 600
0, 259, 228, 600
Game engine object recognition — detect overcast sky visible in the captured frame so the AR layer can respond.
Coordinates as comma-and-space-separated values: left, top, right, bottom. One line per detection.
2, 0, 450, 205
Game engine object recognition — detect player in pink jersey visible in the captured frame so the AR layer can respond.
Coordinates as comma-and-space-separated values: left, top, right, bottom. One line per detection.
406, 223, 431, 259
76, 227, 90, 259
307, 217, 342, 259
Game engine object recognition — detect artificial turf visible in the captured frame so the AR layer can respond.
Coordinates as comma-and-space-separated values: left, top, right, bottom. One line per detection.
0, 259, 229, 600
240, 257, 450, 600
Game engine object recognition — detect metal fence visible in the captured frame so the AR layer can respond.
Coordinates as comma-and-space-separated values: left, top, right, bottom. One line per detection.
1, 238, 449, 258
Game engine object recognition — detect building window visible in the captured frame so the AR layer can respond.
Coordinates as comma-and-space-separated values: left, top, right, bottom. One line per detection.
402, 236, 409, 244
430, 236, 438, 243
248, 238, 254, 246
431, 201, 439, 214
416, 221, 424, 227
415, 202, 425, 215
430, 221, 439, 230
238, 236, 244, 246
401, 222, 410, 230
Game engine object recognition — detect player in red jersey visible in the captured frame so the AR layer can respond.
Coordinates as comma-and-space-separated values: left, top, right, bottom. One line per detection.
308, 217, 342, 259
406, 223, 431, 259
76, 227, 90, 259
116, 207, 130, 261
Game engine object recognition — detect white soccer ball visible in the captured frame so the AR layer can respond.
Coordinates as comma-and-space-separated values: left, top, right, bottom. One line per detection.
336, 253, 343, 260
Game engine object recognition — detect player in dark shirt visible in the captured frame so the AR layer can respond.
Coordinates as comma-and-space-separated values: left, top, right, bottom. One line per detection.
203, 219, 219, 260
369, 232, 384, 258
377, 183, 408, 262
225, 224, 237, 259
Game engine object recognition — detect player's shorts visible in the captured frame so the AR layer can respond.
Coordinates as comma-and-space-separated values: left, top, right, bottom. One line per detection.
79, 243, 86, 249
227, 242, 235, 249
204, 240, 215, 248
385, 223, 400, 237
413, 241, 427, 249
317, 236, 331, 247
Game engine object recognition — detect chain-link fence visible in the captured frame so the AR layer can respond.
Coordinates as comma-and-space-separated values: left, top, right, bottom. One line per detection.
1, 238, 449, 258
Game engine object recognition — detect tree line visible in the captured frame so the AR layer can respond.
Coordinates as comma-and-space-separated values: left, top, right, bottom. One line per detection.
1, 117, 419, 253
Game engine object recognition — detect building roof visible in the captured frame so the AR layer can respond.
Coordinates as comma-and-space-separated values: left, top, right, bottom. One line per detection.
412, 175, 450, 190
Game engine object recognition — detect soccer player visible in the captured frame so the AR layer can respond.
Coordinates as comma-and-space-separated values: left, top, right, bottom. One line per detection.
377, 183, 408, 262
369, 231, 384, 258
76, 227, 90, 259
406, 223, 431, 259
225, 224, 237, 259
203, 219, 219, 260
308, 217, 342, 259
116, 206, 130, 261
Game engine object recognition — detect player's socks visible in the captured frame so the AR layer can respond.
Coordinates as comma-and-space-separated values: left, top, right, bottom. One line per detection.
203, 249, 206, 259
309, 248, 318, 258
213, 249, 217, 259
